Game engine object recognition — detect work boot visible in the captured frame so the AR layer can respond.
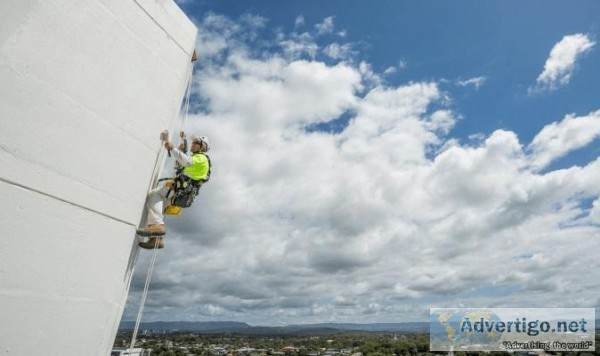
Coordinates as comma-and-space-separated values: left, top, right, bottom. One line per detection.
136, 224, 166, 237
138, 237, 165, 249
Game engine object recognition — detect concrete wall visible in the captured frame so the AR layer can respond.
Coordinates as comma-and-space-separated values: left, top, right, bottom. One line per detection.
0, 0, 197, 354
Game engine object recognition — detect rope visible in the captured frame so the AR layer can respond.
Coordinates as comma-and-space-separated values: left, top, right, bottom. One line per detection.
127, 58, 196, 353
179, 61, 195, 134
128, 242, 161, 352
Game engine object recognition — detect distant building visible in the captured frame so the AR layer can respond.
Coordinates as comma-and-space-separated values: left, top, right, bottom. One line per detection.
110, 348, 148, 356
236, 347, 256, 354
209, 345, 227, 356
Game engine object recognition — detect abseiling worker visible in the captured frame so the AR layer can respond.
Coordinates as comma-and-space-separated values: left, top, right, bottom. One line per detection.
137, 134, 211, 249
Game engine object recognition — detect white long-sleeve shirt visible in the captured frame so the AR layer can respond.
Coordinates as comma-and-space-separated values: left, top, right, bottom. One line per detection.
170, 147, 193, 167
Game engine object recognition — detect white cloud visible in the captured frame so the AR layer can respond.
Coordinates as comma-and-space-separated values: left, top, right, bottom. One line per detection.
124, 15, 600, 325
357, 61, 383, 87
589, 199, 600, 223
383, 66, 396, 75
531, 33, 595, 93
323, 43, 354, 60
279, 32, 319, 59
294, 15, 305, 28
201, 58, 361, 130
427, 110, 457, 135
195, 14, 267, 58
315, 16, 335, 35
275, 16, 357, 62
456, 76, 487, 90
382, 61, 407, 76
528, 110, 600, 170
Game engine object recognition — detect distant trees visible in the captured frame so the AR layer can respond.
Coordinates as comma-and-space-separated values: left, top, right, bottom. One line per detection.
357, 334, 429, 355
113, 331, 600, 356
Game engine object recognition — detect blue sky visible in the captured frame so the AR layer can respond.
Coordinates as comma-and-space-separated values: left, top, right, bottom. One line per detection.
124, 1, 600, 325
180, 0, 600, 153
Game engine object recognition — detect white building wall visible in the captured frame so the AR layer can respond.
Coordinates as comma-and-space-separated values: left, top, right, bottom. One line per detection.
0, 1, 197, 355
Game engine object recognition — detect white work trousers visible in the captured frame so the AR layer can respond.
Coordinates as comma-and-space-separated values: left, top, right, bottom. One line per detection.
146, 185, 170, 226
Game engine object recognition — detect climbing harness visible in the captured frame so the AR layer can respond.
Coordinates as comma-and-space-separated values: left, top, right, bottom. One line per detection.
158, 152, 211, 219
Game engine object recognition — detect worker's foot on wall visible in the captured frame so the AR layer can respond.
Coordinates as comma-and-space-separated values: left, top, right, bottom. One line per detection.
138, 237, 165, 249
136, 224, 166, 237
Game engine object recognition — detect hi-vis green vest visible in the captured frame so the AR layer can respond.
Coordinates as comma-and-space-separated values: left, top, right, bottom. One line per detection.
183, 153, 210, 181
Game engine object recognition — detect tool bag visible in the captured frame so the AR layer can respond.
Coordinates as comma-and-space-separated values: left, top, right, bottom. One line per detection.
170, 175, 202, 208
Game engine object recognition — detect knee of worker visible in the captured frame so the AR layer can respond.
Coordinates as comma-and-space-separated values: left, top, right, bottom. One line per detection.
148, 186, 170, 201
148, 193, 162, 207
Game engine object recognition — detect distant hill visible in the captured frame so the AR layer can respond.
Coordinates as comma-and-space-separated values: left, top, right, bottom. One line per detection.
119, 321, 429, 334
288, 322, 429, 332
119, 321, 252, 332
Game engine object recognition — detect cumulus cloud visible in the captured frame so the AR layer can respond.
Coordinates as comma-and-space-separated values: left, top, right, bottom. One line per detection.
528, 110, 600, 170
530, 33, 595, 93
124, 15, 600, 325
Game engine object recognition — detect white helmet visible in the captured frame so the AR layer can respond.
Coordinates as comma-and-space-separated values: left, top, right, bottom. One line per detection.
192, 134, 210, 152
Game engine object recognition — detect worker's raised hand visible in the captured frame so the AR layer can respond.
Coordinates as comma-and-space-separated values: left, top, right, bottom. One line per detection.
164, 141, 174, 150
